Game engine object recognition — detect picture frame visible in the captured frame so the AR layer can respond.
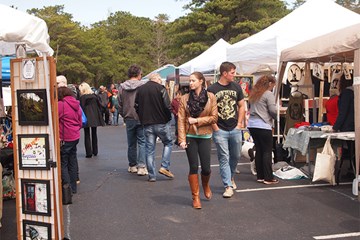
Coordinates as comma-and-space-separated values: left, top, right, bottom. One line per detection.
17, 89, 49, 126
18, 134, 50, 170
235, 75, 254, 99
21, 179, 51, 216
23, 220, 51, 240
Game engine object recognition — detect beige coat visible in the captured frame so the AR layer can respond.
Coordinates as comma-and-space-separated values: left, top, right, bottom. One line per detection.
177, 92, 218, 144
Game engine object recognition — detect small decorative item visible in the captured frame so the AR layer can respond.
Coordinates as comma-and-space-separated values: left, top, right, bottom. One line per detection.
18, 134, 50, 170
23, 220, 51, 240
21, 58, 36, 82
21, 179, 51, 216
287, 64, 301, 84
17, 89, 49, 126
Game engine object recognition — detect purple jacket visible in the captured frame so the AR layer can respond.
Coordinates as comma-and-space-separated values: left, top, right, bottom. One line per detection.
58, 96, 82, 142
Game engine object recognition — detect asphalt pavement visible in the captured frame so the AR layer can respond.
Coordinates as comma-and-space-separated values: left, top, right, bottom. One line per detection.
1, 122, 359, 240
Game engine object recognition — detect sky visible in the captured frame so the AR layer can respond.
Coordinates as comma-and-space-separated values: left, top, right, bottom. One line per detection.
0, 0, 192, 25
0, 0, 295, 26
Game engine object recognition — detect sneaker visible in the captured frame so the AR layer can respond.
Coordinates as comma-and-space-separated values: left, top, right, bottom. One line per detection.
223, 187, 234, 198
137, 167, 147, 176
128, 166, 137, 173
148, 177, 156, 182
158, 167, 174, 178
231, 178, 237, 190
263, 179, 279, 185
257, 179, 264, 183
144, 168, 149, 175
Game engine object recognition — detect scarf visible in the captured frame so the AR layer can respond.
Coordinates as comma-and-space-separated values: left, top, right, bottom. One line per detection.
187, 88, 208, 118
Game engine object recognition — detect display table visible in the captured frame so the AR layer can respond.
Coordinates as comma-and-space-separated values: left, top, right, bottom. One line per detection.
283, 128, 355, 182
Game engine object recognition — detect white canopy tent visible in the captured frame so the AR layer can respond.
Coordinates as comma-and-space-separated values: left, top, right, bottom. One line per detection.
226, 0, 360, 75
277, 23, 360, 198
0, 4, 54, 56
179, 38, 230, 74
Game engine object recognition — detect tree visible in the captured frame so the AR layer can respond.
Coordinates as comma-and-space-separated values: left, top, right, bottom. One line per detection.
167, 0, 289, 64
28, 6, 91, 84
336, 0, 360, 13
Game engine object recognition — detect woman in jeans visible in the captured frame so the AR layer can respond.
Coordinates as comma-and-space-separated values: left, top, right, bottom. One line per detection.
247, 75, 278, 185
178, 72, 218, 209
58, 86, 82, 198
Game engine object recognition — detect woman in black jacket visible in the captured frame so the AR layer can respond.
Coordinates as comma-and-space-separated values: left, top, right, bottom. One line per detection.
79, 82, 105, 158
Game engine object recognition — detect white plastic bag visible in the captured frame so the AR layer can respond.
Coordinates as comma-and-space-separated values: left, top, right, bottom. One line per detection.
312, 137, 336, 185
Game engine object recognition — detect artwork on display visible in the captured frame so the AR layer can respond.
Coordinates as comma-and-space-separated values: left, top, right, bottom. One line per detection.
21, 58, 36, 82
17, 89, 49, 126
235, 75, 254, 99
18, 134, 50, 170
23, 220, 51, 240
287, 64, 302, 84
21, 179, 51, 216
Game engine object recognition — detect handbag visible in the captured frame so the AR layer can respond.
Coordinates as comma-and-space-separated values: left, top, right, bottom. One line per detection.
312, 137, 336, 185
81, 106, 87, 127
110, 106, 115, 113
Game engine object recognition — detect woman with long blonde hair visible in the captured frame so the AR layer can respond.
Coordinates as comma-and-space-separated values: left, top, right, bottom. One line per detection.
247, 75, 278, 184
79, 82, 105, 158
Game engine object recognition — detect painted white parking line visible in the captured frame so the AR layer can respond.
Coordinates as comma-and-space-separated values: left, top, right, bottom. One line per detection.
210, 162, 250, 167
313, 232, 360, 239
235, 182, 352, 193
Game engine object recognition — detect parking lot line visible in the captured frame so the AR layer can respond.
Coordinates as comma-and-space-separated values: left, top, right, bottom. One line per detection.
313, 232, 360, 239
235, 182, 352, 193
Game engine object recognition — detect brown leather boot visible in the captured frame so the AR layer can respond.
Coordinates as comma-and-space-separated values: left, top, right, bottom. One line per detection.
201, 174, 212, 200
188, 174, 201, 209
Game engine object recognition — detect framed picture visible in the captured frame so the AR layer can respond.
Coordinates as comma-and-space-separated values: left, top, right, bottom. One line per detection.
235, 75, 254, 99
21, 179, 51, 216
18, 134, 50, 170
23, 220, 51, 240
17, 89, 49, 126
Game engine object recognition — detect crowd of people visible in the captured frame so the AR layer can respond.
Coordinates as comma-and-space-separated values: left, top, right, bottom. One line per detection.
54, 61, 355, 210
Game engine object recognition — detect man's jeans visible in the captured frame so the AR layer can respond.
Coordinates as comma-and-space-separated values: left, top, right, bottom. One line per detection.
144, 122, 173, 179
213, 128, 242, 188
125, 119, 146, 168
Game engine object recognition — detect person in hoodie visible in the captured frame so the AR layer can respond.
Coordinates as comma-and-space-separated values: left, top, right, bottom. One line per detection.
79, 82, 105, 158
119, 64, 147, 176
58, 86, 82, 194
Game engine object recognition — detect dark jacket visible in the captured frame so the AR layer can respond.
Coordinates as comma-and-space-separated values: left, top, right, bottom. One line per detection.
80, 93, 105, 127
119, 80, 145, 120
135, 81, 172, 125
333, 87, 354, 132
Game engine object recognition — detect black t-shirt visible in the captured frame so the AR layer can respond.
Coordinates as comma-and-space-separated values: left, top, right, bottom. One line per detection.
208, 81, 244, 131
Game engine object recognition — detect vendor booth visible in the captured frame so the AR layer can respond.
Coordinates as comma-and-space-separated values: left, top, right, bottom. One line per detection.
1, 3, 65, 239
276, 23, 360, 197
226, 0, 360, 75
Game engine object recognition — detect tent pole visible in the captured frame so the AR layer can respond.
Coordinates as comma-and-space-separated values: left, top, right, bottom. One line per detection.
353, 50, 360, 201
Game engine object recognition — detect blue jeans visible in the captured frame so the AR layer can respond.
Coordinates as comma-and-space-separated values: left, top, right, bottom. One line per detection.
213, 128, 242, 188
112, 108, 119, 125
61, 139, 79, 193
125, 119, 146, 168
144, 122, 173, 179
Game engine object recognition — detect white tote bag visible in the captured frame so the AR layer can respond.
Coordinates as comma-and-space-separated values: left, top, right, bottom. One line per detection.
312, 137, 336, 185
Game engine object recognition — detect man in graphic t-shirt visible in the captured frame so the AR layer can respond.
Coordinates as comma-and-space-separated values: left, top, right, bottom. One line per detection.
208, 62, 245, 198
